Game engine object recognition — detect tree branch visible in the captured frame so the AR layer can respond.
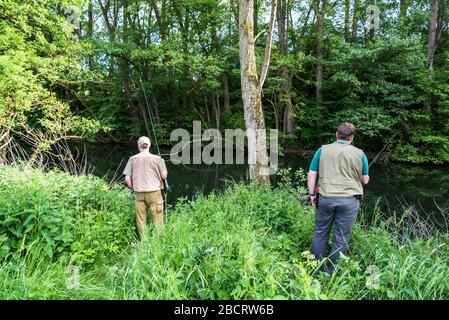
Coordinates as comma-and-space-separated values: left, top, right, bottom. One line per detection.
254, 29, 266, 43
258, 0, 278, 89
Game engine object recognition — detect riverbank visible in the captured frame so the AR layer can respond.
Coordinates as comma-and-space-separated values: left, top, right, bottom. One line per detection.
0, 165, 448, 299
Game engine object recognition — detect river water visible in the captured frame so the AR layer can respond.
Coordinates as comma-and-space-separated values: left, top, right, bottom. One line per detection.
66, 142, 449, 229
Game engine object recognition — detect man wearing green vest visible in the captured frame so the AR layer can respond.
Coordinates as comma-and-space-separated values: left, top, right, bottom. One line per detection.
307, 123, 370, 273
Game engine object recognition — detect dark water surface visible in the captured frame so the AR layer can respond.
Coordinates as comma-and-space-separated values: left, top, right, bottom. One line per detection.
67, 142, 449, 229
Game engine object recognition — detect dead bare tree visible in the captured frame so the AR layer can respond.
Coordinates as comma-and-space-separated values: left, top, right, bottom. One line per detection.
238, 0, 277, 184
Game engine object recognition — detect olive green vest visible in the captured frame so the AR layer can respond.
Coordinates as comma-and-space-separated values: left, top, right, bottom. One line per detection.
318, 142, 364, 197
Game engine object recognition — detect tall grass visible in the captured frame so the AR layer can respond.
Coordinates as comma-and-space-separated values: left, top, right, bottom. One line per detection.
0, 165, 447, 299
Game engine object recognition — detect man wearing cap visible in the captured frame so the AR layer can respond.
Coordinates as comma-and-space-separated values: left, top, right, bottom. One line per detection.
307, 123, 370, 273
123, 136, 168, 239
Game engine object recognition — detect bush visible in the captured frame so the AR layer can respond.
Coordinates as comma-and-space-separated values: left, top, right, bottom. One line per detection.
0, 165, 135, 265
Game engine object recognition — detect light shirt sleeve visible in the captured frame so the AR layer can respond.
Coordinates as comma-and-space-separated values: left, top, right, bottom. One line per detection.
309, 147, 321, 172
362, 152, 369, 176
158, 157, 167, 174
123, 158, 132, 176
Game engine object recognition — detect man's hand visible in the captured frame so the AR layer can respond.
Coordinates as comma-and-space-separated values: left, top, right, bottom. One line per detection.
307, 170, 318, 206
362, 175, 370, 185
125, 175, 133, 189
310, 195, 317, 206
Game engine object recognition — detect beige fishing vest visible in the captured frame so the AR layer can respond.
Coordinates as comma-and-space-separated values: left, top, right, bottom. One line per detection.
318, 142, 364, 197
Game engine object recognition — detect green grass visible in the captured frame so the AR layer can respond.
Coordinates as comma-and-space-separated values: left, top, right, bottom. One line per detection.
0, 165, 448, 299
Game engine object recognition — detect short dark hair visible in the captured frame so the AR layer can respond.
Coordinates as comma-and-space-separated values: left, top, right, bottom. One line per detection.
336, 122, 356, 140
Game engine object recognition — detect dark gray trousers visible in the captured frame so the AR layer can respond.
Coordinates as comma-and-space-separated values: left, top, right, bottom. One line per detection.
311, 195, 360, 270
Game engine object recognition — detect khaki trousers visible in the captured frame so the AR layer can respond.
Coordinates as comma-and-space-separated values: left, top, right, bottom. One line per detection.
135, 190, 164, 239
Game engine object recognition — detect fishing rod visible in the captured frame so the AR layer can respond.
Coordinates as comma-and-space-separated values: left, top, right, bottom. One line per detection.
133, 68, 170, 192
133, 69, 172, 218
368, 129, 401, 167
111, 55, 171, 219
369, 143, 389, 167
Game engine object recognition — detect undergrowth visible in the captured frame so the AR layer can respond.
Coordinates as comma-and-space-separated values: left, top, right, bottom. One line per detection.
0, 165, 447, 299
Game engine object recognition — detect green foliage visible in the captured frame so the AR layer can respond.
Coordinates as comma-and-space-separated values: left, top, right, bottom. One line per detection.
0, 0, 100, 149
278, 132, 301, 150
2, 0, 448, 164
312, 39, 423, 146
0, 165, 134, 265
391, 51, 449, 164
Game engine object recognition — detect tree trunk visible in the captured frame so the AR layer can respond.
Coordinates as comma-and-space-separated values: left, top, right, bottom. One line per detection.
151, 0, 177, 118
214, 94, 221, 131
254, 0, 258, 35
230, 0, 240, 30
352, 0, 358, 42
98, 0, 119, 75
269, 94, 280, 130
204, 94, 210, 123
277, 0, 287, 57
297, 1, 313, 51
283, 104, 293, 133
87, 0, 94, 68
120, 0, 149, 137
239, 0, 277, 185
425, 0, 443, 113
427, 0, 439, 70
170, 0, 190, 110
400, 0, 409, 20
277, 0, 294, 134
315, 0, 327, 144
436, 0, 444, 43
344, 0, 350, 41
151, 95, 160, 124
222, 72, 231, 114
151, 0, 168, 41
316, 0, 327, 106
136, 97, 152, 138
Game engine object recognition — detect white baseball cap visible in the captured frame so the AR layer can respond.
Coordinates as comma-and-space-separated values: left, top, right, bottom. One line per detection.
138, 136, 151, 148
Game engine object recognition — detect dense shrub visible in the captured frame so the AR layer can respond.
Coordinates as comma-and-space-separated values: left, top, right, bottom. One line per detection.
0, 165, 135, 265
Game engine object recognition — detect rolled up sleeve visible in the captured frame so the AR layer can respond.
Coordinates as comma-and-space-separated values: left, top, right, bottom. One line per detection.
123, 158, 132, 176
158, 158, 167, 174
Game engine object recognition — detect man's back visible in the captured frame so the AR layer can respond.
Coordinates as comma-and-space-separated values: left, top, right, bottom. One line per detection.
318, 143, 364, 197
123, 152, 166, 192
308, 123, 369, 273
123, 137, 168, 238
